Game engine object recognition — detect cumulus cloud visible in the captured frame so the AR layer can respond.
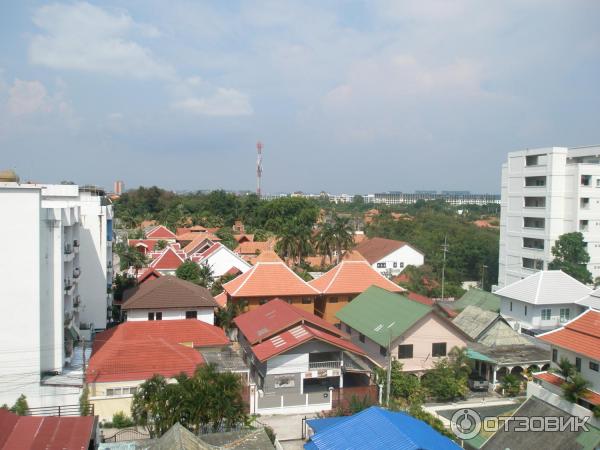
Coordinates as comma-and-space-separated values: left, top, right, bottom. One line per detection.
29, 2, 174, 79
173, 88, 253, 116
7, 80, 51, 116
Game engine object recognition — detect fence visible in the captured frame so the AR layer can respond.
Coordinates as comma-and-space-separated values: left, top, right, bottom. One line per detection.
331, 385, 379, 413
26, 404, 93, 417
102, 428, 150, 443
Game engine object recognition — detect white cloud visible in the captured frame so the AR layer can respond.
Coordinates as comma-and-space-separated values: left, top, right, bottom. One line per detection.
7, 80, 52, 116
173, 88, 253, 116
29, 2, 174, 79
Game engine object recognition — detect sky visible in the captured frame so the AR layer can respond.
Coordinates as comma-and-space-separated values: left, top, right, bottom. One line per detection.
0, 1, 599, 194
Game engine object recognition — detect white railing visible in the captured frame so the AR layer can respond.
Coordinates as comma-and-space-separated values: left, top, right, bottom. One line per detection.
308, 361, 341, 370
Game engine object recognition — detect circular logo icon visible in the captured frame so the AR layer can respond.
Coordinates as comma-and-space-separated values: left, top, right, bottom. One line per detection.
450, 408, 481, 440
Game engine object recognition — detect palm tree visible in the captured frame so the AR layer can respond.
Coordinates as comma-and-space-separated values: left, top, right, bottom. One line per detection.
562, 373, 590, 402
275, 224, 297, 263
448, 346, 473, 378
331, 216, 355, 263
552, 357, 575, 379
115, 243, 148, 276
198, 263, 214, 288
314, 223, 335, 265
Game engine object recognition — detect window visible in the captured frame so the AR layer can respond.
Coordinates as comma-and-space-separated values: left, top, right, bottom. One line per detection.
185, 310, 197, 319
522, 258, 544, 270
581, 198, 590, 209
581, 175, 592, 186
524, 305, 528, 316
302, 298, 311, 304
524, 197, 546, 208
259, 299, 268, 305
552, 349, 558, 363
399, 262, 404, 268
345, 324, 352, 334
377, 262, 386, 268
379, 346, 387, 357
432, 342, 447, 357
541, 309, 551, 320
524, 217, 545, 229
560, 308, 570, 322
526, 155, 541, 166
576, 357, 582, 372
580, 220, 589, 232
597, 178, 600, 188
523, 237, 544, 250
510, 301, 513, 312
393, 262, 398, 268
525, 176, 546, 187
148, 312, 155, 321
398, 344, 413, 359
156, 312, 162, 320
359, 333, 365, 343
329, 297, 338, 303
590, 361, 599, 372
106, 387, 136, 397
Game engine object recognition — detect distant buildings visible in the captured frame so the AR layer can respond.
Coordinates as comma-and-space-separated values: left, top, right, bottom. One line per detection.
0, 181, 112, 407
498, 145, 600, 287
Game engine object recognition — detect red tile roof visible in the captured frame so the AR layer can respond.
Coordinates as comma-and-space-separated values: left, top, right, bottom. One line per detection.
0, 409, 96, 450
182, 234, 220, 254
406, 291, 434, 306
222, 255, 320, 298
137, 267, 162, 284
534, 372, 600, 406
214, 292, 227, 308
234, 239, 276, 255
149, 246, 185, 271
176, 226, 207, 235
128, 239, 159, 252
354, 237, 422, 264
234, 298, 343, 344
145, 225, 177, 240
87, 320, 228, 383
308, 260, 405, 295
539, 309, 600, 360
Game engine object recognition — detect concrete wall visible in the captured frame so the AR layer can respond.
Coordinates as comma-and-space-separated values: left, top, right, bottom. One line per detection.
202, 247, 250, 278
548, 345, 600, 393
89, 379, 143, 421
126, 307, 214, 324
371, 245, 424, 276
499, 297, 585, 330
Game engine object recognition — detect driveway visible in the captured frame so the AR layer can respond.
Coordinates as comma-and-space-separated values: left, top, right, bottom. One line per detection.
258, 413, 317, 441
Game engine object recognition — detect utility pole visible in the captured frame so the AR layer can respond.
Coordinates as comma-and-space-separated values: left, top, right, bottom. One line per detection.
441, 235, 448, 301
385, 322, 395, 406
481, 264, 488, 289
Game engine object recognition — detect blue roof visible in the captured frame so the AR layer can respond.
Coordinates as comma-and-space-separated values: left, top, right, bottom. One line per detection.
304, 406, 461, 450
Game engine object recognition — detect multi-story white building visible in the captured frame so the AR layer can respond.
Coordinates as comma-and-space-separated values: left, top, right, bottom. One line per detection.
0, 178, 113, 407
498, 145, 600, 287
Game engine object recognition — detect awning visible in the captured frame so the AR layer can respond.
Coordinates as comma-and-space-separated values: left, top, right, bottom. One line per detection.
466, 348, 496, 364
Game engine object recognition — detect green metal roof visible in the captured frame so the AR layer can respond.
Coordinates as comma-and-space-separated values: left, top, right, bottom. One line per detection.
466, 348, 496, 363
335, 285, 432, 347
451, 288, 500, 312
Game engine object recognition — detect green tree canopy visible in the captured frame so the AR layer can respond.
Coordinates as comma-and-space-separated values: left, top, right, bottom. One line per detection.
548, 232, 592, 283
176, 261, 202, 284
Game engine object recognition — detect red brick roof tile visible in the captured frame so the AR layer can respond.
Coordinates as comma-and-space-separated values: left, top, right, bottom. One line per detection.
149, 247, 185, 271
539, 309, 600, 360
145, 225, 177, 240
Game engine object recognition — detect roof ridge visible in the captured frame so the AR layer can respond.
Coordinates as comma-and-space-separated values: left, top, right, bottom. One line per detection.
534, 271, 543, 304
231, 266, 254, 296
324, 263, 343, 292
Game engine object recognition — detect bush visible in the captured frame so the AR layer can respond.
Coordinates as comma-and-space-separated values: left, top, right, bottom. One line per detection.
112, 411, 135, 428
500, 374, 521, 397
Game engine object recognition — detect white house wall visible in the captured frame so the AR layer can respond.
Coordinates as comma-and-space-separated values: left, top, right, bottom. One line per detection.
550, 345, 600, 393
203, 247, 251, 278
499, 297, 585, 331
126, 308, 214, 324
266, 353, 309, 375
372, 245, 424, 276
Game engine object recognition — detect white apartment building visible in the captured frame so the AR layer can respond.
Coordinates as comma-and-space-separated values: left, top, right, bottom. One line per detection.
498, 145, 600, 287
0, 179, 113, 408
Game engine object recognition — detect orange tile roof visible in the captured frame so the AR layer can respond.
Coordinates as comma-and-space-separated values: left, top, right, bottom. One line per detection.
178, 232, 220, 245
234, 239, 275, 255
534, 372, 600, 406
145, 225, 177, 240
214, 292, 227, 308
176, 226, 208, 235
222, 258, 320, 298
539, 309, 600, 360
183, 234, 220, 254
148, 246, 185, 271
308, 260, 405, 295
87, 320, 228, 383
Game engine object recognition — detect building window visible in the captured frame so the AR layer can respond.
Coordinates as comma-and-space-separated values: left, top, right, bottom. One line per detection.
523, 238, 544, 250
525, 176, 546, 187
359, 333, 365, 343
273, 375, 295, 389
590, 361, 599, 372
345, 324, 352, 334
524, 197, 546, 208
329, 297, 338, 303
575, 357, 582, 372
580, 220, 589, 232
526, 155, 541, 166
559, 308, 570, 322
432, 342, 447, 357
377, 262, 386, 268
259, 299, 268, 305
524, 305, 528, 316
302, 298, 311, 304
522, 258, 544, 270
398, 344, 413, 359
581, 175, 592, 186
148, 312, 155, 321
541, 309, 551, 321
156, 312, 162, 320
106, 387, 136, 397
524, 217, 545, 229
185, 310, 197, 319
379, 346, 387, 357
399, 262, 404, 268
393, 262, 398, 268
552, 349, 558, 363
581, 198, 590, 209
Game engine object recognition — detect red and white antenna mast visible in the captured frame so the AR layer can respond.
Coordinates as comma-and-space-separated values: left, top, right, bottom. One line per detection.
256, 141, 263, 197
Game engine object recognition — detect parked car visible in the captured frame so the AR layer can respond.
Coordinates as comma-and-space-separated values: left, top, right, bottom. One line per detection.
468, 374, 489, 391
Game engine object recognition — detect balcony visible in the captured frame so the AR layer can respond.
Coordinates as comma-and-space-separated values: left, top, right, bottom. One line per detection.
73, 295, 81, 308
64, 244, 73, 255
73, 240, 80, 254
64, 278, 73, 292
73, 268, 81, 279
308, 360, 341, 370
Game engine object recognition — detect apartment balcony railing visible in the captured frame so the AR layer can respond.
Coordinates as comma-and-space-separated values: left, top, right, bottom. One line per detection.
73, 239, 80, 248
73, 268, 81, 279
64, 244, 73, 255
64, 313, 73, 327
26, 404, 93, 417
107, 261, 113, 269
64, 279, 73, 290
73, 295, 81, 308
308, 360, 341, 370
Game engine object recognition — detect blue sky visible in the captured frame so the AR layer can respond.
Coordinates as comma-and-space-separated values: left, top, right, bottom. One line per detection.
0, 1, 599, 194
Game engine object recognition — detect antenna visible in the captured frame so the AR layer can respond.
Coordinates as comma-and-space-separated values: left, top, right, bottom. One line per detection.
256, 141, 263, 197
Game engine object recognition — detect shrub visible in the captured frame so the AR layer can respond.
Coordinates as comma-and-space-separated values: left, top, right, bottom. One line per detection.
112, 411, 135, 428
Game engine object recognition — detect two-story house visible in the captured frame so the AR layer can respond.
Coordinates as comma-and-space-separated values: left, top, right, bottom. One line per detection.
354, 237, 424, 277
495, 270, 595, 334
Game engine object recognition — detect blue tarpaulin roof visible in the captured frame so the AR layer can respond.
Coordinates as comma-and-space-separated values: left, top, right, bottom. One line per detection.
304, 406, 461, 450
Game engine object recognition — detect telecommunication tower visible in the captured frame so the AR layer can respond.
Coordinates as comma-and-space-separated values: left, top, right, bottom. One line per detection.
256, 141, 263, 197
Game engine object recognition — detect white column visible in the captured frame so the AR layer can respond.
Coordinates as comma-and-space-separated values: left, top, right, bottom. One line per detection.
492, 366, 497, 385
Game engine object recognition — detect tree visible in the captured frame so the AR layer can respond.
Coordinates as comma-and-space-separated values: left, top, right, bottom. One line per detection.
131, 374, 173, 437
112, 411, 135, 428
375, 361, 426, 404
448, 346, 473, 379
10, 394, 29, 416
275, 221, 313, 265
331, 216, 355, 263
548, 232, 592, 283
314, 223, 335, 264
216, 301, 244, 335
176, 261, 202, 284
79, 386, 91, 416
552, 357, 575, 379
562, 373, 590, 403
421, 359, 468, 401
154, 240, 168, 251
500, 374, 521, 397
115, 243, 148, 275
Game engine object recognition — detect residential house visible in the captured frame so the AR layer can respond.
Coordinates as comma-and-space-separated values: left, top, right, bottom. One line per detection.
0, 408, 99, 450
86, 320, 229, 420
480, 396, 600, 450
144, 225, 177, 241
0, 181, 112, 407
135, 267, 161, 284
188, 241, 251, 278
234, 299, 371, 415
177, 231, 221, 248
448, 288, 501, 312
336, 286, 470, 371
534, 309, 600, 413
221, 251, 320, 313
128, 239, 160, 256
146, 244, 186, 275
122, 275, 218, 324
308, 252, 405, 324
495, 270, 595, 334
234, 238, 277, 263
453, 305, 549, 386
354, 237, 424, 276
305, 406, 461, 450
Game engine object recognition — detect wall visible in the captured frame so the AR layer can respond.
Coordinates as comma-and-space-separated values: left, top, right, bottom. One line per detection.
321, 295, 351, 324
126, 308, 214, 324
239, 296, 316, 315
89, 379, 142, 421
371, 246, 424, 276
549, 345, 600, 393
203, 247, 250, 278
499, 297, 584, 330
